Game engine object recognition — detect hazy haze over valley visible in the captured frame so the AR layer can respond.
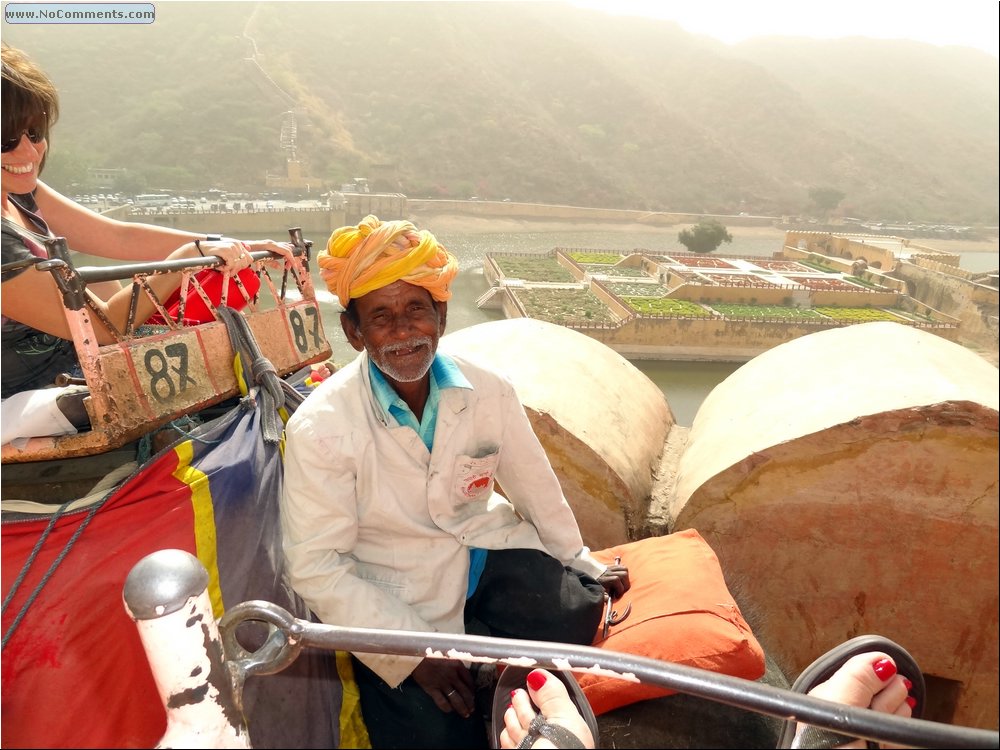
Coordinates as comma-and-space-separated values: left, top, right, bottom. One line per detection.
4, 1, 998, 225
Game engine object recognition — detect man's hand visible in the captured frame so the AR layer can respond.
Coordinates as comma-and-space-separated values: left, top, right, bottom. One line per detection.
411, 658, 476, 718
597, 563, 630, 599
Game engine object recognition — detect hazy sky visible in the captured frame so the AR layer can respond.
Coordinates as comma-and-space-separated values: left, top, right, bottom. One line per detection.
568, 0, 1000, 58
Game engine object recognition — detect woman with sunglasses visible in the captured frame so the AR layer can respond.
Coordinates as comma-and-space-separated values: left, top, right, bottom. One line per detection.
1, 43, 295, 444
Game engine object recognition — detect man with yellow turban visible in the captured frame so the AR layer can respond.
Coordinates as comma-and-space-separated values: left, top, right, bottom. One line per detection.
280, 216, 629, 749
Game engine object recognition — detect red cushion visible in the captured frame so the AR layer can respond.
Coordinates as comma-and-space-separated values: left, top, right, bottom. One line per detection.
148, 267, 260, 325
576, 529, 765, 715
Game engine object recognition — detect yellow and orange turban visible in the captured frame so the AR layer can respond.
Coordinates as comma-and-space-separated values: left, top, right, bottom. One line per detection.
318, 215, 459, 308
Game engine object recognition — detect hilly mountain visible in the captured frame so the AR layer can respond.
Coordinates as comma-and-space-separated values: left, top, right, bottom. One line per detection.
5, 1, 998, 224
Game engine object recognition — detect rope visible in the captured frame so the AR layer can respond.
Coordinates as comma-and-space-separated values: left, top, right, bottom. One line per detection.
2, 496, 108, 650
217, 306, 304, 443
1, 504, 70, 617
135, 415, 209, 465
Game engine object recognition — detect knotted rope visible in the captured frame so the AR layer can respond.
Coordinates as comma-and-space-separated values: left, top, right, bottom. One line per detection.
217, 306, 304, 444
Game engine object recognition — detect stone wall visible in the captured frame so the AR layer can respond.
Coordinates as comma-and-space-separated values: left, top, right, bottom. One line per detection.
581, 316, 843, 361
601, 316, 959, 360
912, 254, 990, 285
117, 192, 408, 235
120, 207, 347, 237
893, 261, 999, 356
409, 199, 777, 227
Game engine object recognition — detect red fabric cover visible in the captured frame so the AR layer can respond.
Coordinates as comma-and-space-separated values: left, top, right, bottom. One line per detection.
577, 529, 765, 715
147, 267, 259, 324
1, 405, 339, 749
1, 451, 193, 748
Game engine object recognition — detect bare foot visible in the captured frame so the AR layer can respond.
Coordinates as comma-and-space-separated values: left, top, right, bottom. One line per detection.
499, 669, 595, 749
796, 652, 914, 749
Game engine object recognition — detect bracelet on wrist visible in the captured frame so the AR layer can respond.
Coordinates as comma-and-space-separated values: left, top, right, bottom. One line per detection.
196, 234, 223, 257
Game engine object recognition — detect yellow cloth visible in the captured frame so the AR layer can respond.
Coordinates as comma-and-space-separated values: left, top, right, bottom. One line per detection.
336, 651, 372, 749
318, 214, 458, 308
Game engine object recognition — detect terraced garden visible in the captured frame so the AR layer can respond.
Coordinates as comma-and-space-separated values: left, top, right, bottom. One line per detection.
841, 275, 887, 290
567, 252, 621, 264
494, 256, 576, 283
669, 256, 736, 269
709, 304, 825, 320
514, 288, 618, 325
606, 281, 668, 298
787, 276, 871, 291
583, 265, 651, 278
622, 298, 712, 317
799, 260, 841, 273
813, 306, 906, 323
885, 308, 937, 322
753, 260, 810, 272
489, 253, 934, 332
702, 272, 779, 287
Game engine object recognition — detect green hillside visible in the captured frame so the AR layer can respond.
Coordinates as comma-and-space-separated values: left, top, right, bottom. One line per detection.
4, 1, 997, 224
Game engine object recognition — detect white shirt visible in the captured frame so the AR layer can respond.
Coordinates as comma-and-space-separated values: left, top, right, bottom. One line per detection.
280, 350, 604, 686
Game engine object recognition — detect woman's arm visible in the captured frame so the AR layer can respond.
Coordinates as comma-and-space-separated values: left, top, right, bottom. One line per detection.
33, 182, 298, 267
0, 239, 255, 346
33, 181, 204, 261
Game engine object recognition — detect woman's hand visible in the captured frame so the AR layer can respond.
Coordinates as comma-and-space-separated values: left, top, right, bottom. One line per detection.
191, 239, 256, 273
243, 239, 297, 269
189, 238, 296, 273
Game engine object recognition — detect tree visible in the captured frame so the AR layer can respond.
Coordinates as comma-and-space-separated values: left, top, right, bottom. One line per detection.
677, 220, 733, 254
808, 187, 846, 217
41, 146, 91, 194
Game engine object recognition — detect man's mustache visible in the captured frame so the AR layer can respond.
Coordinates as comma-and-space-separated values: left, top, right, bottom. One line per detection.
378, 336, 433, 356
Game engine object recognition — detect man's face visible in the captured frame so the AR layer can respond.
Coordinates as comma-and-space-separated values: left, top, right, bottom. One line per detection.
342, 281, 448, 385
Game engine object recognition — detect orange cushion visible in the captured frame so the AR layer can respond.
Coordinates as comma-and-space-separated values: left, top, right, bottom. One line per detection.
576, 529, 765, 715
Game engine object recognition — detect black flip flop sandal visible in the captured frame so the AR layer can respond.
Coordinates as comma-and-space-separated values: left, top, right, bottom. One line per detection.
490, 666, 599, 749
776, 634, 925, 749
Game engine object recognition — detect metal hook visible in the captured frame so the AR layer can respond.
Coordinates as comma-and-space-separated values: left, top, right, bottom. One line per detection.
609, 601, 632, 626
602, 596, 633, 639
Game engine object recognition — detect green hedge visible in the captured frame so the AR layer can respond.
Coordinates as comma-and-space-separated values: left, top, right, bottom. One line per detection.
607, 282, 668, 297
623, 297, 711, 317
495, 256, 575, 282
813, 306, 904, 322
709, 303, 824, 319
515, 288, 617, 324
568, 252, 622, 264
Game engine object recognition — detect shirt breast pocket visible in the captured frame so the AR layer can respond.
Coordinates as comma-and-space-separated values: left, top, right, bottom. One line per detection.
452, 449, 500, 502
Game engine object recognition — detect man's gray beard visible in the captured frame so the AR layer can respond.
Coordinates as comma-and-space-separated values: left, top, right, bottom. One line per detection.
372, 336, 435, 383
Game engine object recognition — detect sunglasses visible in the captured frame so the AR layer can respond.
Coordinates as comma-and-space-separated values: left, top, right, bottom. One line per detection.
1, 128, 45, 153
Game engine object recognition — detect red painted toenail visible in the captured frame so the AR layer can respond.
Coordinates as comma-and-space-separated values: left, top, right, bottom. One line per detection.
906, 696, 917, 709
903, 678, 913, 691
872, 658, 897, 681
526, 671, 548, 690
